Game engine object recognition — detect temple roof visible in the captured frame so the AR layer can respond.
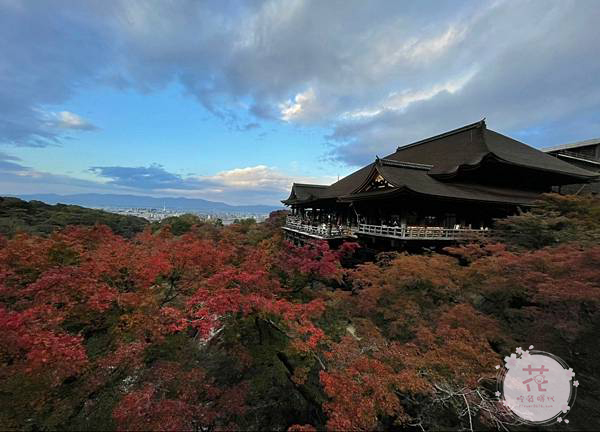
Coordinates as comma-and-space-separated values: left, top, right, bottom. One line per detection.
542, 137, 600, 153
338, 158, 541, 205
281, 183, 329, 205
387, 120, 597, 179
282, 120, 599, 207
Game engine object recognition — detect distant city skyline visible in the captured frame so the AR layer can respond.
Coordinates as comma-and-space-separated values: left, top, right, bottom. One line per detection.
1, 1, 600, 205
102, 207, 270, 224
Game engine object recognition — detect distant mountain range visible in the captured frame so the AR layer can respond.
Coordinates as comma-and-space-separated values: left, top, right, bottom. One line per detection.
13, 193, 282, 214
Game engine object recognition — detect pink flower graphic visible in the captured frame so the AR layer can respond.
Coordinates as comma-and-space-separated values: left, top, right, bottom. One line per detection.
504, 353, 518, 369
500, 346, 576, 424
495, 365, 500, 370
565, 419, 570, 424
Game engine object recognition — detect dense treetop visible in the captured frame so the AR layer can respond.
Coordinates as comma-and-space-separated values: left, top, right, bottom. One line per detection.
0, 195, 599, 430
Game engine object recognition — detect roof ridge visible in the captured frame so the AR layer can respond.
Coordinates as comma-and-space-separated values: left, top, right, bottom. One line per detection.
293, 183, 328, 188
396, 119, 486, 152
378, 158, 433, 170
541, 137, 600, 153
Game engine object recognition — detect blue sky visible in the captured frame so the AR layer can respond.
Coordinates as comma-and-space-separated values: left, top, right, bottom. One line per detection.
1, 0, 600, 205
18, 83, 335, 183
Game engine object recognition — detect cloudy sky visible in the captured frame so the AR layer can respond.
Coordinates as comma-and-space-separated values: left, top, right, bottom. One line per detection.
1, 0, 599, 205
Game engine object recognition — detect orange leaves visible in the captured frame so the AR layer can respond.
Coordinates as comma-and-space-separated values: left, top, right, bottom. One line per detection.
320, 335, 405, 431
4, 201, 599, 431
444, 241, 507, 263
436, 304, 500, 344
112, 362, 247, 431
415, 304, 499, 386
288, 424, 316, 432
187, 275, 327, 350
462, 242, 600, 348
1, 220, 344, 429
0, 306, 88, 386
319, 252, 504, 428
346, 252, 464, 320
112, 384, 199, 431
21, 267, 117, 317
469, 243, 600, 303
281, 240, 358, 284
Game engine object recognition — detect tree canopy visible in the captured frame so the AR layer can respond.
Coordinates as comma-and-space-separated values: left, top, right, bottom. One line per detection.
1, 195, 599, 430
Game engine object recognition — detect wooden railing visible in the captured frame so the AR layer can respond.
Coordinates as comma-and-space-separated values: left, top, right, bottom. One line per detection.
284, 218, 490, 241
284, 217, 349, 239
357, 224, 490, 240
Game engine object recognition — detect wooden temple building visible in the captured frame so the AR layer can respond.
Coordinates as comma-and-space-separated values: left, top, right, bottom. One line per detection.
543, 137, 600, 195
282, 120, 599, 246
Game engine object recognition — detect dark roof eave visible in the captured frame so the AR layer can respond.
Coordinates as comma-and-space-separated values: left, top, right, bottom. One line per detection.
282, 197, 340, 207
338, 186, 538, 206
428, 153, 599, 181
490, 154, 599, 181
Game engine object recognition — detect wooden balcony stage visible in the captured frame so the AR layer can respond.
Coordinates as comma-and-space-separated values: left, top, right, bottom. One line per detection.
356, 224, 490, 241
282, 220, 351, 240
282, 217, 490, 242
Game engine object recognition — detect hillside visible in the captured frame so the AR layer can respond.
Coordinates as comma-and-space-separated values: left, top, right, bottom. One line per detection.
0, 196, 148, 238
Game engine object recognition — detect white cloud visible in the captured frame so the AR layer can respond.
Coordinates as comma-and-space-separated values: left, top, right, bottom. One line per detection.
198, 164, 333, 192
280, 88, 316, 121
343, 69, 477, 119
206, 165, 287, 189
52, 111, 97, 130
188, 164, 333, 204
401, 26, 466, 63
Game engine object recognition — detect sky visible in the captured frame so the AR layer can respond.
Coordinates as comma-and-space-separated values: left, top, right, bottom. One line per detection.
1, 0, 599, 205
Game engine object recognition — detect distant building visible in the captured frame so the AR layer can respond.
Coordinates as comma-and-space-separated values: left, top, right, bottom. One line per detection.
282, 120, 598, 246
542, 138, 600, 195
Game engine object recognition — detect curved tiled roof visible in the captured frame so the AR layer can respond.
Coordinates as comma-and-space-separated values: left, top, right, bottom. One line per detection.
388, 120, 597, 179
339, 159, 540, 205
281, 183, 328, 205
282, 120, 599, 207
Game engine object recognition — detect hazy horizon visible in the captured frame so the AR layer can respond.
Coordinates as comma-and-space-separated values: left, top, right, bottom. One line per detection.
7, 192, 282, 210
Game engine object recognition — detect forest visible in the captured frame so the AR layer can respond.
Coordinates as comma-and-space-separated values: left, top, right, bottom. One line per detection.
1, 193, 599, 431
0, 197, 148, 238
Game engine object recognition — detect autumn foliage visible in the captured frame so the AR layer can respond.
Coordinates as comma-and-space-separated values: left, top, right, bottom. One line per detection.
1, 194, 600, 430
